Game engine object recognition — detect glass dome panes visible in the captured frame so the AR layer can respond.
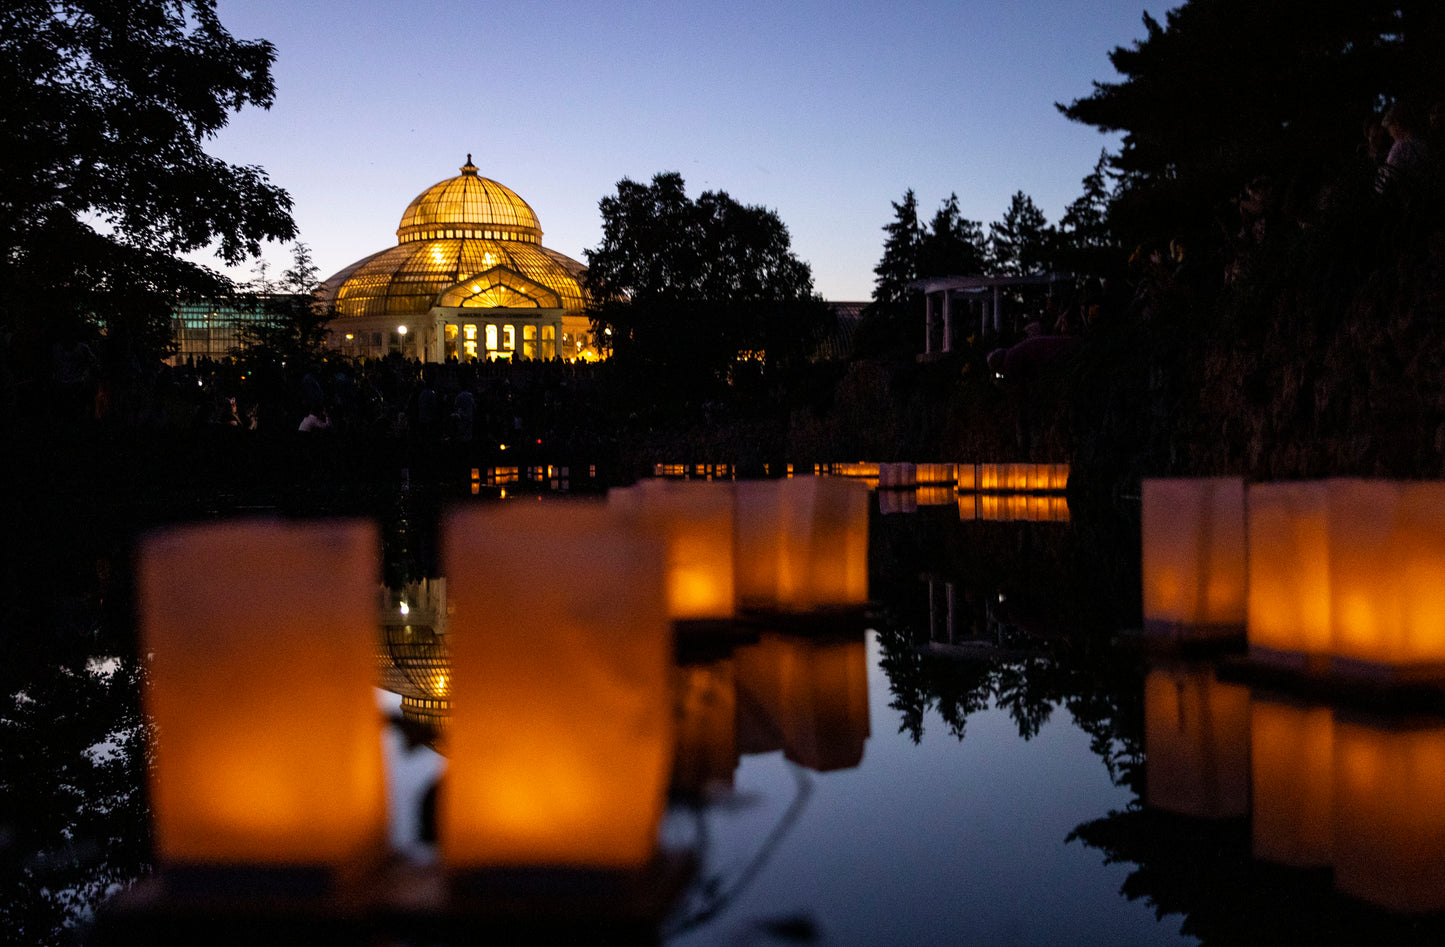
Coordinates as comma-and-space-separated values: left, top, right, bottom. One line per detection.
396, 162, 542, 244
333, 238, 586, 319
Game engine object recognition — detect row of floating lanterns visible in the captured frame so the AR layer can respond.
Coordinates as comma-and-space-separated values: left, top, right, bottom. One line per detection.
1142, 477, 1445, 682
836, 461, 1070, 493
1148, 662, 1445, 913
131, 476, 871, 909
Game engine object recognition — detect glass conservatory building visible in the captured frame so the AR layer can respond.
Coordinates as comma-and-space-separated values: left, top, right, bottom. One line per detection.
316, 157, 596, 361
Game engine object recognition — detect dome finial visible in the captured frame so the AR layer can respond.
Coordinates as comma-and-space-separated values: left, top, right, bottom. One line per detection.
461, 154, 478, 175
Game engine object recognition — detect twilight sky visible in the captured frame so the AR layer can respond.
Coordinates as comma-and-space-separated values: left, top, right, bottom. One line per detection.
201, 0, 1178, 301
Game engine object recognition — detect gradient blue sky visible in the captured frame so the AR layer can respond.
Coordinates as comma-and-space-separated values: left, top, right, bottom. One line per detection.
202, 0, 1178, 300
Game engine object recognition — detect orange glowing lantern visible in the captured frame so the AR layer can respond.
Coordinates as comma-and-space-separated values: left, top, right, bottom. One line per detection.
1141, 477, 1247, 635
609, 479, 736, 624
1332, 713, 1445, 912
1144, 664, 1250, 818
1329, 480, 1445, 678
978, 464, 999, 492
734, 477, 869, 614
956, 464, 978, 491
440, 503, 673, 871
1246, 481, 1332, 669
1250, 695, 1333, 868
734, 632, 870, 772
916, 463, 956, 486
137, 519, 386, 886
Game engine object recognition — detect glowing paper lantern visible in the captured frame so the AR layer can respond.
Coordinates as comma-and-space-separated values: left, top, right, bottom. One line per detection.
1250, 695, 1333, 868
609, 479, 736, 623
1141, 478, 1247, 635
1246, 481, 1331, 668
734, 632, 870, 772
978, 464, 1000, 491
916, 463, 957, 485
138, 519, 386, 887
734, 477, 869, 613
1333, 714, 1445, 912
1330, 480, 1445, 678
1144, 664, 1250, 818
441, 504, 673, 870
956, 464, 978, 491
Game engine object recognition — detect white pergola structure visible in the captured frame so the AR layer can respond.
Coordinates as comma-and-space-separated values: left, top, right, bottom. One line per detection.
911, 273, 1073, 356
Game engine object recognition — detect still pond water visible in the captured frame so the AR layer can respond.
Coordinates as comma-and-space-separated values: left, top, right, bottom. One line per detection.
6, 479, 1445, 945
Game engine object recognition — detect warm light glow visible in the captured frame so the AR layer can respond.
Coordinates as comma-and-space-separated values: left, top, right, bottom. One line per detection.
1247, 482, 1331, 664
1143, 663, 1249, 818
397, 325, 408, 335
734, 477, 869, 613
734, 632, 870, 772
1333, 714, 1445, 912
138, 519, 386, 874
1251, 695, 1333, 868
440, 504, 672, 870
1141, 478, 1246, 633
609, 480, 737, 622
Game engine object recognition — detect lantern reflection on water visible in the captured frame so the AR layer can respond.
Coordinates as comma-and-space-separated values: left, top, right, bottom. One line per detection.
1144, 665, 1445, 914
672, 659, 739, 799
138, 519, 387, 887
1333, 713, 1445, 913
1250, 695, 1333, 868
441, 503, 673, 871
1141, 478, 1247, 636
1143, 664, 1250, 819
734, 632, 870, 772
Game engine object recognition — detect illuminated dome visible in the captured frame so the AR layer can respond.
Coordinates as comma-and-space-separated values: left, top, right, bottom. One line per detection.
396, 157, 542, 244
318, 156, 595, 360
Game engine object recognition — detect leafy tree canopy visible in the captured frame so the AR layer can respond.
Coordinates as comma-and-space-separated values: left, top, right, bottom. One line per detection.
1, 0, 295, 382
584, 172, 828, 380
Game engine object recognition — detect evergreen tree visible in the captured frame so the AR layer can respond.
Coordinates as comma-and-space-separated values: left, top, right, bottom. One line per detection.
1057, 1, 1444, 250
987, 192, 1053, 277
870, 189, 924, 313
919, 193, 986, 278
1057, 150, 1118, 275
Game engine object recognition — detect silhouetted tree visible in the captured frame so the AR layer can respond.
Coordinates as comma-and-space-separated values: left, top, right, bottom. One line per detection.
0, 0, 295, 410
584, 172, 827, 388
987, 192, 1054, 276
1057, 150, 1119, 275
919, 193, 987, 279
1057, 1, 1445, 252
869, 189, 925, 317
233, 242, 331, 369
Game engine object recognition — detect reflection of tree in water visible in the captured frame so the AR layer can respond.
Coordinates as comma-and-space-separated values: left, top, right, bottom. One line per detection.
1067, 808, 1445, 946
868, 503, 1146, 792
0, 550, 151, 947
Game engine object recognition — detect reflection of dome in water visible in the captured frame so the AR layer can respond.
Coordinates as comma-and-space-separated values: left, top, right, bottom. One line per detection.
377, 579, 451, 748
318, 156, 595, 361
